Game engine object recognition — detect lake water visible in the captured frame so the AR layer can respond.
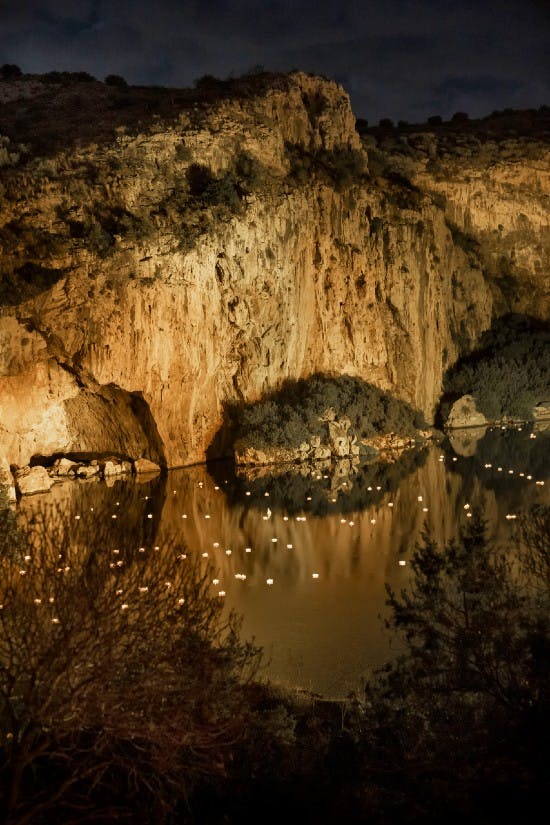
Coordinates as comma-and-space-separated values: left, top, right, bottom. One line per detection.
15, 424, 550, 699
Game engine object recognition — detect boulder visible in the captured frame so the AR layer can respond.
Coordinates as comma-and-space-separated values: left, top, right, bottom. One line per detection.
328, 417, 352, 457
134, 458, 161, 474
234, 442, 303, 466
15, 465, 53, 495
362, 433, 415, 460
76, 464, 100, 478
103, 459, 132, 477
52, 457, 78, 476
446, 395, 488, 429
533, 401, 550, 421
103, 460, 119, 477
331, 435, 350, 457
333, 458, 352, 477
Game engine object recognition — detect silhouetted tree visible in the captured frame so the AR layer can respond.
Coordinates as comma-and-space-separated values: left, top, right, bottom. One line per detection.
451, 111, 470, 124
105, 74, 128, 88
195, 508, 550, 823
360, 510, 550, 821
193, 74, 221, 91
0, 65, 22, 80
0, 505, 260, 823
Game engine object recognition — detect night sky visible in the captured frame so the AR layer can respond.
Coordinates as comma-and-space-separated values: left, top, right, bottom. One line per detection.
1, 0, 548, 123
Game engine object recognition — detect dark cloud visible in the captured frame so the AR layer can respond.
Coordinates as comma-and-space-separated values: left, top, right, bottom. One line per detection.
36, 2, 101, 37
430, 75, 526, 119
0, 0, 548, 122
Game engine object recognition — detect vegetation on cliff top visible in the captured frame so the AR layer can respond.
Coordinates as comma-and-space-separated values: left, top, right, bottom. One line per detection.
359, 105, 550, 212
1, 68, 547, 305
358, 104, 550, 152
0, 67, 340, 160
0, 67, 370, 299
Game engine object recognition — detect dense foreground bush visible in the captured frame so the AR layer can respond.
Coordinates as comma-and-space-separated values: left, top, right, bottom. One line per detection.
0, 506, 260, 824
441, 315, 550, 422
1, 502, 547, 823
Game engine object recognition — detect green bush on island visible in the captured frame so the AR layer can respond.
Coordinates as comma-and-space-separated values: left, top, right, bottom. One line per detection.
229, 373, 426, 450
441, 316, 550, 423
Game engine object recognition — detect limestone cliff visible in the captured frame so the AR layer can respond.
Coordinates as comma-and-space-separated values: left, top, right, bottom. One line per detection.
364, 118, 550, 318
0, 72, 548, 471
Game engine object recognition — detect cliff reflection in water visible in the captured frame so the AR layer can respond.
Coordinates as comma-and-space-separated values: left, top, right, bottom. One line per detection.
11, 426, 550, 698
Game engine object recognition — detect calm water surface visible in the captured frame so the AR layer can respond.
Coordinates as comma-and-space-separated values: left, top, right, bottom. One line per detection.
17, 425, 550, 698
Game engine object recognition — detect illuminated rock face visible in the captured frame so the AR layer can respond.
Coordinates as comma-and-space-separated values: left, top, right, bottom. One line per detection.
14, 465, 53, 495
446, 395, 488, 428
412, 150, 550, 320
0, 73, 548, 472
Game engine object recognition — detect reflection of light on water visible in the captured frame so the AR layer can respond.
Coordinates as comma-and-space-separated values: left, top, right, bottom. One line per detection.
12, 427, 550, 699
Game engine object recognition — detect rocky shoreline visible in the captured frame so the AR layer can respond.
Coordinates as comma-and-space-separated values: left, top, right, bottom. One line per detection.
235, 408, 437, 470
2, 398, 547, 505
0, 455, 161, 502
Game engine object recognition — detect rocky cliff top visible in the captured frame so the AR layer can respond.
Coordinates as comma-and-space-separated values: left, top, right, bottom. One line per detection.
1, 70, 364, 305
0, 70, 359, 159
359, 108, 550, 319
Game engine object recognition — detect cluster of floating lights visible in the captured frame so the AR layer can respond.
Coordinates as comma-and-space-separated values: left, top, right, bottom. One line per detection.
7, 430, 545, 621
165, 438, 546, 593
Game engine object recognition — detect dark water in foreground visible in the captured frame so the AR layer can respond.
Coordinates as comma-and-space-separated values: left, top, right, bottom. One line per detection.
14, 425, 550, 698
